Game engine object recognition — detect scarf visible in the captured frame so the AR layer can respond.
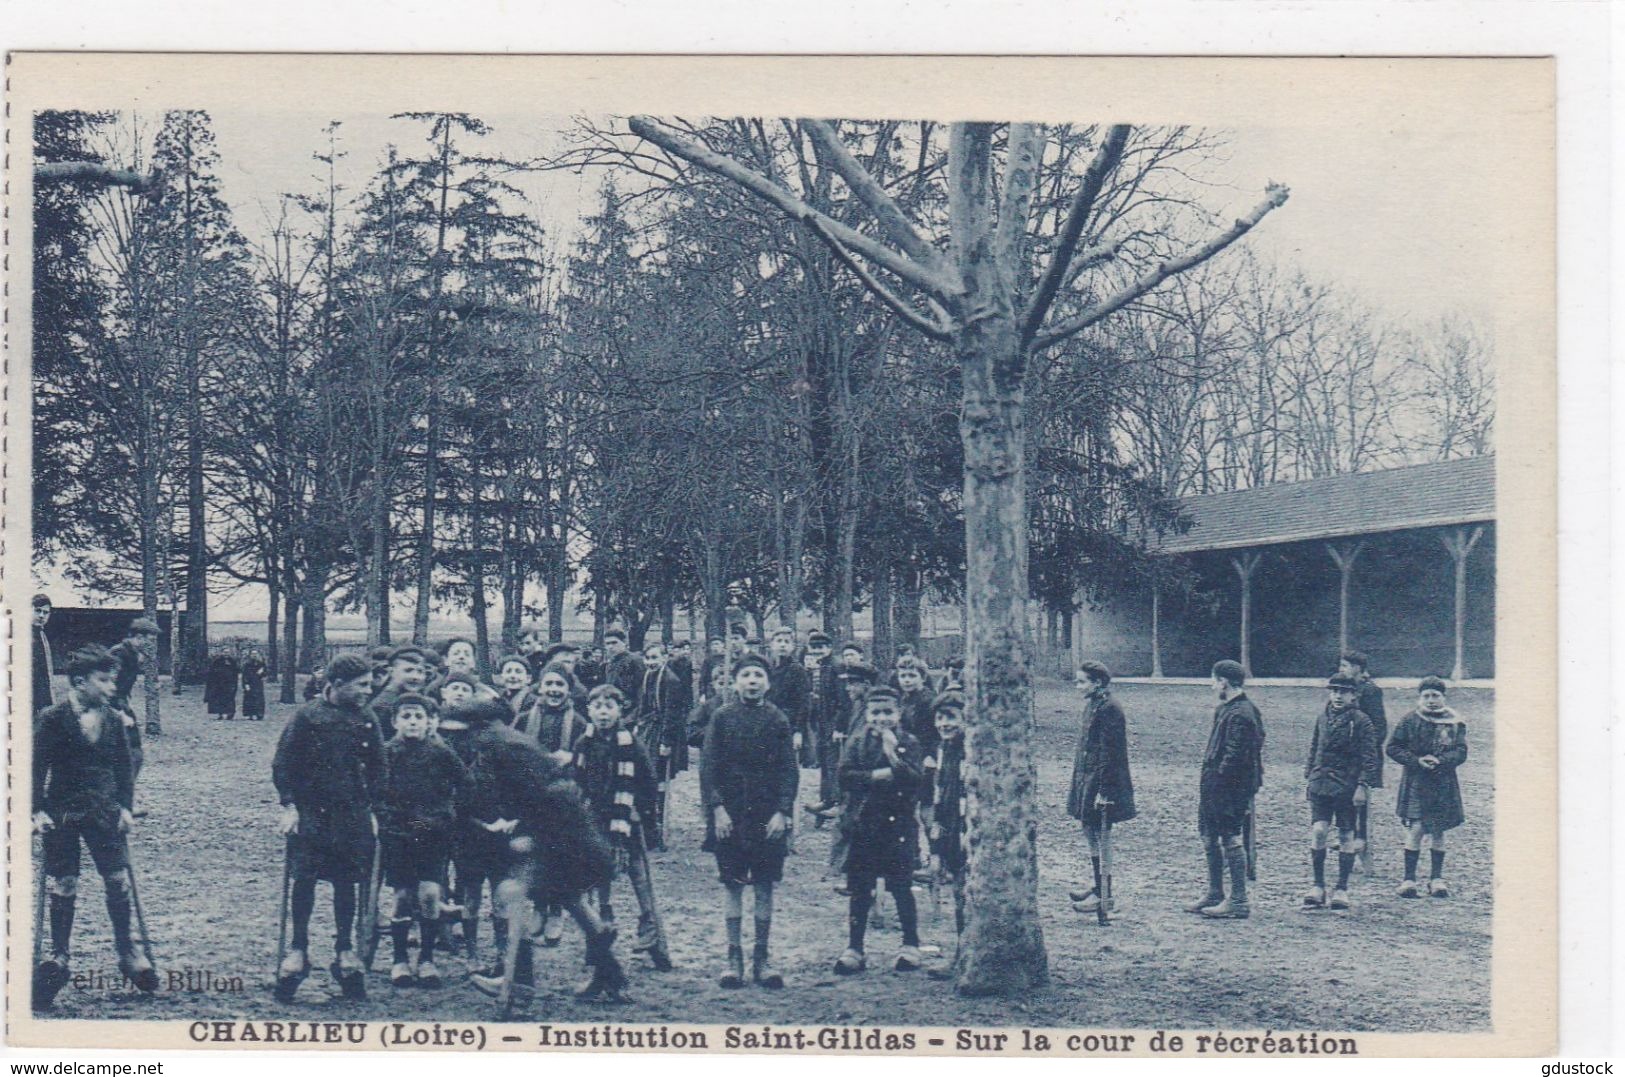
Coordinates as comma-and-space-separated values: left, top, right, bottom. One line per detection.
575, 723, 640, 838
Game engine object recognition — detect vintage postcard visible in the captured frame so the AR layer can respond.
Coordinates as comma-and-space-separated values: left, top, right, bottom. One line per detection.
5, 53, 1555, 1056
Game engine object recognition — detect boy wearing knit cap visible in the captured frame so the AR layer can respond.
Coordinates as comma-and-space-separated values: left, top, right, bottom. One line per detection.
1301, 674, 1380, 910
832, 684, 927, 975
379, 693, 467, 988
700, 653, 798, 989
573, 684, 672, 971
1387, 677, 1469, 898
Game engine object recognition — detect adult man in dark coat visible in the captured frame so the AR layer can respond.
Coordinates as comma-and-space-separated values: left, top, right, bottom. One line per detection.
109, 618, 160, 800
801, 631, 840, 813
1190, 660, 1265, 920
461, 699, 625, 1004
667, 640, 696, 717
31, 594, 56, 716
1066, 661, 1136, 915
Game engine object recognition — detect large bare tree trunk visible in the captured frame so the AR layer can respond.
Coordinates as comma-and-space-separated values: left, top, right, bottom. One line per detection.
370, 492, 391, 645
266, 574, 281, 679
895, 559, 923, 652
469, 500, 492, 673
139, 468, 164, 732
300, 564, 328, 675
952, 124, 1047, 996
871, 554, 894, 671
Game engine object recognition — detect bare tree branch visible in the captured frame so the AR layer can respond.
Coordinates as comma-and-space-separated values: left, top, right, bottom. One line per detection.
994, 122, 1044, 297
36, 160, 160, 190
801, 119, 949, 277
1021, 124, 1131, 342
1033, 183, 1290, 352
804, 217, 954, 342
627, 116, 961, 302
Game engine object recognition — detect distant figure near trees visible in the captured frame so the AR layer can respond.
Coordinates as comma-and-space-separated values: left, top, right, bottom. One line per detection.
241, 651, 267, 721
205, 652, 240, 721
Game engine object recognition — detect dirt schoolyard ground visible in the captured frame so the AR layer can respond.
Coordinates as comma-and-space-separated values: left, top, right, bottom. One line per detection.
37, 679, 1493, 1033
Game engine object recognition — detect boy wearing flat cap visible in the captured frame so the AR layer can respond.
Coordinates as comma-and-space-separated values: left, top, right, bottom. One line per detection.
1301, 674, 1380, 910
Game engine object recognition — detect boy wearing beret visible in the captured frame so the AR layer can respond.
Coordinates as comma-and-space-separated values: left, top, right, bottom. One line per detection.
272, 654, 386, 1001
700, 654, 798, 989
1387, 677, 1469, 898
1301, 674, 1380, 910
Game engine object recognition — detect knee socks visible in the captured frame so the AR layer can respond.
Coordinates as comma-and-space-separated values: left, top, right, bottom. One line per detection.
105, 885, 134, 952
48, 895, 75, 958
1403, 849, 1420, 880
1337, 852, 1355, 889
847, 886, 874, 952
418, 915, 438, 962
1430, 849, 1446, 879
333, 882, 357, 952
753, 917, 771, 958
1312, 848, 1327, 887
290, 877, 317, 951
391, 918, 412, 963
888, 881, 920, 948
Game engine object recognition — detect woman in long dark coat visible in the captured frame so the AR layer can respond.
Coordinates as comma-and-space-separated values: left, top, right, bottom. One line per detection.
204, 653, 240, 720
1066, 661, 1135, 914
240, 652, 267, 720
1386, 676, 1468, 898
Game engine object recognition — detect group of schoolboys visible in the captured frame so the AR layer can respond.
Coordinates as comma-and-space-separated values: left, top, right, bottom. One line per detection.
1062, 650, 1471, 928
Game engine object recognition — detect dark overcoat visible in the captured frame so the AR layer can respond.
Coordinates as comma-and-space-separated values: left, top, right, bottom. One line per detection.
1066, 691, 1137, 824
1304, 704, 1380, 801
833, 725, 924, 877
240, 656, 267, 718
1198, 692, 1265, 836
1356, 678, 1388, 787
34, 700, 135, 825
204, 656, 239, 716
698, 698, 798, 855
635, 665, 690, 775
272, 697, 385, 882
1386, 709, 1468, 831
32, 625, 56, 715
470, 719, 613, 904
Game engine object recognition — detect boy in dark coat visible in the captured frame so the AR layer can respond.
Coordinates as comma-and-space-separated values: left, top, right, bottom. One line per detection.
925, 690, 969, 980
1301, 674, 1381, 910
32, 646, 157, 1010
272, 654, 385, 1001
462, 700, 625, 1005
601, 630, 645, 715
1190, 660, 1265, 920
801, 631, 839, 813
698, 638, 729, 699
1387, 677, 1469, 898
766, 627, 815, 767
574, 684, 673, 971
432, 684, 498, 962
637, 642, 689, 846
667, 640, 697, 714
529, 664, 588, 763
109, 618, 159, 788
379, 693, 467, 988
687, 662, 733, 750
516, 623, 548, 679
1338, 650, 1387, 871
1066, 661, 1136, 916
699, 654, 798, 989
832, 685, 927, 975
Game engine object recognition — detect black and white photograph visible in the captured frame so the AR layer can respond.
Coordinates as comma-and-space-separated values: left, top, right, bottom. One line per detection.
6, 53, 1557, 1056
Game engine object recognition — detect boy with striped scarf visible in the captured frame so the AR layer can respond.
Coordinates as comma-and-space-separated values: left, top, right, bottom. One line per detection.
573, 685, 672, 971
